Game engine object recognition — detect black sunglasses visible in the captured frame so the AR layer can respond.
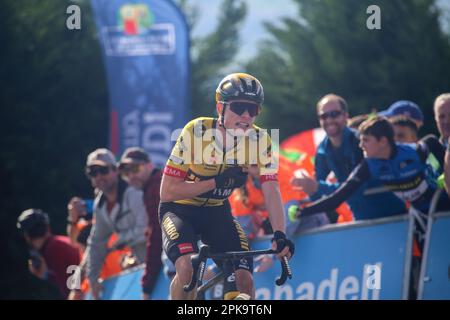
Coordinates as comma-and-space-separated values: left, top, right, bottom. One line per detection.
225, 101, 261, 117
119, 164, 142, 175
318, 110, 343, 120
85, 166, 110, 178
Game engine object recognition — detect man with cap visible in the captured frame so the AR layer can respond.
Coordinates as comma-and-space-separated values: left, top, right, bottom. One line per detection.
378, 100, 424, 129
81, 148, 148, 299
17, 209, 80, 298
118, 147, 163, 300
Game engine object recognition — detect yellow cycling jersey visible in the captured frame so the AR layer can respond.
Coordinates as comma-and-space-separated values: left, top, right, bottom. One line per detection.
163, 117, 279, 206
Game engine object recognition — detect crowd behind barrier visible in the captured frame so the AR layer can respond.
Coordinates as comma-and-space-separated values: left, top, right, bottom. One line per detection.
16, 91, 450, 300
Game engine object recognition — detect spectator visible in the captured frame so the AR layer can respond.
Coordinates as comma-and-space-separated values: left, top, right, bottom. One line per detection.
83, 148, 148, 299
389, 115, 419, 143
67, 181, 132, 300
67, 224, 132, 300
379, 100, 424, 129
434, 93, 450, 148
291, 94, 406, 220
118, 147, 163, 300
17, 209, 80, 299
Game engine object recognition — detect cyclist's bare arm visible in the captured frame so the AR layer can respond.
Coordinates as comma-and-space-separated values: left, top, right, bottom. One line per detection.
261, 180, 285, 233
261, 180, 293, 259
160, 174, 216, 202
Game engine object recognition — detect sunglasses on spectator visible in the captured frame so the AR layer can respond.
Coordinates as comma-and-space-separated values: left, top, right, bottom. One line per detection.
85, 166, 110, 178
318, 110, 343, 120
119, 164, 142, 175
225, 101, 261, 117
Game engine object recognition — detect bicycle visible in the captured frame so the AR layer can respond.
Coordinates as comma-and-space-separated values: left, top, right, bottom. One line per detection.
183, 244, 293, 300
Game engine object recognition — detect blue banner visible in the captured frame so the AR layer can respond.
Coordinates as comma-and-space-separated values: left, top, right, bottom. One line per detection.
91, 0, 190, 167
96, 215, 414, 300
419, 212, 450, 299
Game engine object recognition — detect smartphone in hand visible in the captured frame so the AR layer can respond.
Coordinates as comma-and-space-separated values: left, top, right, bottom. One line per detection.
84, 199, 94, 220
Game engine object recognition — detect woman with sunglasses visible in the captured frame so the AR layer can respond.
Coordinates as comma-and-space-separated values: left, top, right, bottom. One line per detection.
159, 73, 294, 300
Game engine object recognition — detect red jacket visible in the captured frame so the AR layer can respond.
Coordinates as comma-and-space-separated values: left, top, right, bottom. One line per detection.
40, 235, 80, 298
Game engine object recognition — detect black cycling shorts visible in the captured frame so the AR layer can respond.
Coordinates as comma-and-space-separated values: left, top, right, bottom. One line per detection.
159, 201, 253, 273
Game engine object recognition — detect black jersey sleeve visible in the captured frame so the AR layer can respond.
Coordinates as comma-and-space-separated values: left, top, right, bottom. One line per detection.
301, 161, 371, 217
418, 134, 445, 168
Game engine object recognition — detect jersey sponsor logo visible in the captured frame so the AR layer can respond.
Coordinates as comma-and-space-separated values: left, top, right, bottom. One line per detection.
164, 165, 187, 178
178, 243, 194, 254
162, 216, 180, 240
234, 220, 250, 251
384, 176, 423, 191
392, 179, 429, 202
212, 188, 233, 197
238, 258, 250, 270
260, 174, 278, 183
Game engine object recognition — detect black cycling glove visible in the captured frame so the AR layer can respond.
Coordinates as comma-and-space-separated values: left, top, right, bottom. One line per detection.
271, 230, 295, 256
214, 166, 248, 189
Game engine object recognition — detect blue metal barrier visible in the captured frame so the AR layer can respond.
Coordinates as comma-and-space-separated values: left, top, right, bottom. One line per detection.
418, 211, 450, 299
251, 215, 413, 300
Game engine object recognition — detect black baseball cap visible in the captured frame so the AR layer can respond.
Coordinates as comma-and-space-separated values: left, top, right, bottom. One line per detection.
119, 147, 150, 168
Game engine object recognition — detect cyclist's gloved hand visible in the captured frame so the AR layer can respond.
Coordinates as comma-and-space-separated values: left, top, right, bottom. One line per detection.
271, 231, 295, 257
214, 166, 248, 189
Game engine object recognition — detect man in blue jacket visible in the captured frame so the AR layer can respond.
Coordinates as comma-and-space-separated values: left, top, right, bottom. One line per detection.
291, 94, 406, 220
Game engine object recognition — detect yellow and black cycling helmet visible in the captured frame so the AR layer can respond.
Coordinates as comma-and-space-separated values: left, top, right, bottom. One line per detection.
215, 73, 264, 104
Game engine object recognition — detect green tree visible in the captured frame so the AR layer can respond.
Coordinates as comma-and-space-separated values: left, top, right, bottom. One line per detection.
246, 0, 450, 139
189, 0, 247, 117
0, 0, 108, 298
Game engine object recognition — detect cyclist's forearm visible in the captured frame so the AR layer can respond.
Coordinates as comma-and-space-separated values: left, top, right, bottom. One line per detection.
160, 175, 216, 202
262, 181, 285, 232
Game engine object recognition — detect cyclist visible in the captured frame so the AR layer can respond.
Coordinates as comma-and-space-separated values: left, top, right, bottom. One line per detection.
159, 73, 294, 300
294, 117, 449, 220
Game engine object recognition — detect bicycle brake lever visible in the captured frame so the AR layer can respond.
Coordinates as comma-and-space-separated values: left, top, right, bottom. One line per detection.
275, 256, 293, 286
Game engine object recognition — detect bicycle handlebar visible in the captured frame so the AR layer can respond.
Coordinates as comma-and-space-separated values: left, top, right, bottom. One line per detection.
183, 245, 293, 293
